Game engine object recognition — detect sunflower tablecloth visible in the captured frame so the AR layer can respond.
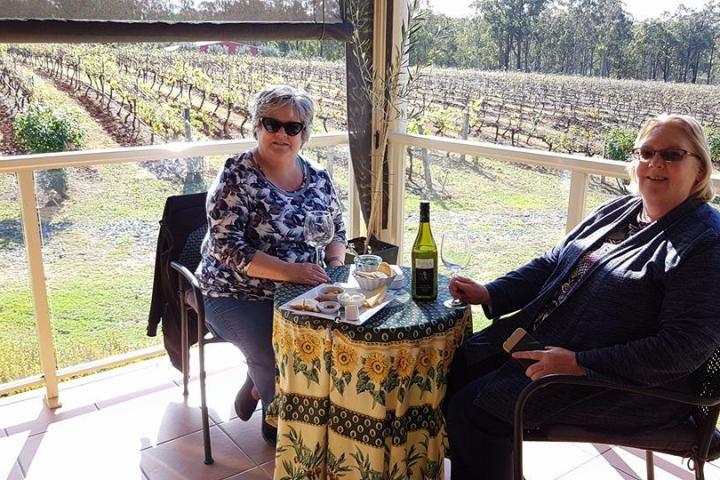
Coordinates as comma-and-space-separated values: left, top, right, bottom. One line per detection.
266, 267, 472, 480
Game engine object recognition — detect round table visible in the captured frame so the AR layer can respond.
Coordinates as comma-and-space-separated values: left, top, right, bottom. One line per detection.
267, 266, 472, 479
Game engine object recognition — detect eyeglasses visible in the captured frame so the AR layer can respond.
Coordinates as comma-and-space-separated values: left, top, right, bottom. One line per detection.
260, 117, 305, 137
631, 147, 699, 164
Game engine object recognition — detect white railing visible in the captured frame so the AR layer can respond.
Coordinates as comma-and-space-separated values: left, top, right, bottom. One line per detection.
2, 131, 719, 405
0, 134, 348, 406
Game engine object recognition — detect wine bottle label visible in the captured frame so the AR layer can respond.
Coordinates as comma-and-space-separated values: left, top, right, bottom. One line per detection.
414, 258, 434, 269
414, 267, 436, 296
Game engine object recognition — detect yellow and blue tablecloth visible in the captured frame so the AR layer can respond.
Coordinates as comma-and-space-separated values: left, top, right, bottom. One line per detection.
267, 267, 472, 479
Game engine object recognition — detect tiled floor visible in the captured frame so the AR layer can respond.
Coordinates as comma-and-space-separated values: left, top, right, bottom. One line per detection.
1, 344, 719, 479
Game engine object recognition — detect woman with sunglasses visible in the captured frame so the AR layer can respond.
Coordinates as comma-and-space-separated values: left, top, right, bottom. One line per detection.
445, 114, 720, 479
196, 85, 346, 443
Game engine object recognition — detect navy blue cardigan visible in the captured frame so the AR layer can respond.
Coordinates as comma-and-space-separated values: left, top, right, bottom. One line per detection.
468, 195, 720, 427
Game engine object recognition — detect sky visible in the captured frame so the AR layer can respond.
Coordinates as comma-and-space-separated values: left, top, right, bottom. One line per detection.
427, 0, 712, 21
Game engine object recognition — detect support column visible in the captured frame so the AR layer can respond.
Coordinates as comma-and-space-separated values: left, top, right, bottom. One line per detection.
16, 170, 61, 408
566, 171, 589, 232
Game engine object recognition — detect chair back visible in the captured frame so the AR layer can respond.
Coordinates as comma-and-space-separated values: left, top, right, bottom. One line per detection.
147, 191, 208, 371
692, 347, 720, 461
177, 225, 207, 272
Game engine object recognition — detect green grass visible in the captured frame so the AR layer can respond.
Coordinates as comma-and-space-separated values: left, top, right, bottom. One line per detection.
402, 151, 619, 331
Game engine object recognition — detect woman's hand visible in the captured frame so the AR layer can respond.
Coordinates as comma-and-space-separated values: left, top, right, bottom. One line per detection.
512, 347, 586, 381
287, 262, 330, 285
448, 275, 491, 305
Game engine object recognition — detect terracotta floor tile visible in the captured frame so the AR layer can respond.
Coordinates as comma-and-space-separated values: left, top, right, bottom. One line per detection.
557, 455, 641, 480
219, 413, 275, 465
260, 459, 275, 478
60, 362, 179, 410
185, 364, 250, 425
600, 446, 720, 480
141, 426, 254, 480
0, 432, 29, 480
16, 418, 146, 480
95, 388, 216, 449
0, 395, 98, 437
522, 442, 598, 480
8, 461, 24, 480
226, 466, 272, 479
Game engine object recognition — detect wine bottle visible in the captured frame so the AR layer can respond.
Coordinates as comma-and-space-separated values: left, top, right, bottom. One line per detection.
411, 201, 438, 301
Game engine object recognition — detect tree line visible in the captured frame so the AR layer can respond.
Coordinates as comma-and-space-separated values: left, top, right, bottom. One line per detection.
411, 0, 720, 84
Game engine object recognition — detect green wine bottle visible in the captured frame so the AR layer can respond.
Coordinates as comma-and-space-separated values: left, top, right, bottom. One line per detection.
412, 201, 438, 301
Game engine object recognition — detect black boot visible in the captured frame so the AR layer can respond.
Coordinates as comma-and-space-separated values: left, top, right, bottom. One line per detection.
234, 375, 258, 421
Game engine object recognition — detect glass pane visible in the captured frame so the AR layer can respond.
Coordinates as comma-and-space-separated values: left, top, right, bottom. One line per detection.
303, 144, 350, 229
36, 162, 173, 369
584, 174, 631, 216
403, 148, 568, 331
2, 0, 343, 22
30, 145, 345, 370
0, 44, 346, 152
0, 173, 41, 385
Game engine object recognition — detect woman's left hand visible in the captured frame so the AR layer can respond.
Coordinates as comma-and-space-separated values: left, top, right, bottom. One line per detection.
512, 346, 586, 381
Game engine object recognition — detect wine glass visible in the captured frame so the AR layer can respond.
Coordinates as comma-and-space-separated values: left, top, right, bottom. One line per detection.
304, 210, 335, 266
441, 233, 472, 308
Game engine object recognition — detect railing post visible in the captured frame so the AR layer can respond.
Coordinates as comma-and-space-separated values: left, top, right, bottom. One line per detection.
16, 170, 61, 408
566, 171, 589, 233
347, 154, 364, 240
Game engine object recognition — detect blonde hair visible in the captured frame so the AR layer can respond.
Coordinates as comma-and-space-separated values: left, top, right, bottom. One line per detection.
626, 114, 714, 202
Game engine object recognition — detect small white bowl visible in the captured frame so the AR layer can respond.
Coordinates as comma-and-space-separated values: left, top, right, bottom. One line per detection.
316, 285, 345, 301
318, 301, 341, 314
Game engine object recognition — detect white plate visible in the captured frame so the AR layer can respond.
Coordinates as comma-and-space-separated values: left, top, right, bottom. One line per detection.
278, 283, 395, 325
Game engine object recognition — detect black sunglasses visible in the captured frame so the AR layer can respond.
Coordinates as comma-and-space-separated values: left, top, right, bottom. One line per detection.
261, 117, 305, 137
631, 147, 698, 163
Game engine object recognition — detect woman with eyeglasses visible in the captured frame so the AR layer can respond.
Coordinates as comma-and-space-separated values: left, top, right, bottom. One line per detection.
445, 114, 720, 479
196, 85, 346, 443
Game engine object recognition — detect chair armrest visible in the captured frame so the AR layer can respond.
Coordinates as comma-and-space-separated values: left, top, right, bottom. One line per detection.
170, 261, 205, 319
517, 375, 720, 410
514, 375, 720, 447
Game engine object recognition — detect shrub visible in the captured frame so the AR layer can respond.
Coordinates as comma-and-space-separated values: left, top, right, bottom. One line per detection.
14, 104, 85, 199
706, 127, 720, 167
604, 128, 637, 162
14, 103, 84, 153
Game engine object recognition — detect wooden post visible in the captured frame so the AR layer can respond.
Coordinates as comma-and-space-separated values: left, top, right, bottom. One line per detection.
17, 170, 61, 409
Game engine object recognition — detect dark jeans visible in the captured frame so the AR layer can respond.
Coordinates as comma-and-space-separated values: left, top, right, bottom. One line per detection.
446, 333, 515, 480
203, 295, 275, 409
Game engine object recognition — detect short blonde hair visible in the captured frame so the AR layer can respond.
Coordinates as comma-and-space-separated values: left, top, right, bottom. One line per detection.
627, 114, 715, 202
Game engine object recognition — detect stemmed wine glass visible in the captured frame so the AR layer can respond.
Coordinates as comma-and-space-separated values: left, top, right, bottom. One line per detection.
304, 210, 335, 266
441, 233, 473, 308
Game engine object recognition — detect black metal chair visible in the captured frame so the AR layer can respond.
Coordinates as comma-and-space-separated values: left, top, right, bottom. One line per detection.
513, 348, 720, 480
170, 225, 228, 465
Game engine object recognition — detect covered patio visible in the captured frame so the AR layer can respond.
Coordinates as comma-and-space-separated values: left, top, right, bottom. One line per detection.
2, 1, 720, 479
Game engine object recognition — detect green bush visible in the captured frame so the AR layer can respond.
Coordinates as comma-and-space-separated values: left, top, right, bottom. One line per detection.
706, 127, 720, 166
14, 103, 85, 153
14, 104, 85, 199
604, 128, 637, 162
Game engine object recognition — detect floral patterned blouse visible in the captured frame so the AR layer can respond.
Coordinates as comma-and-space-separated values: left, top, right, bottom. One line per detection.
196, 150, 346, 301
